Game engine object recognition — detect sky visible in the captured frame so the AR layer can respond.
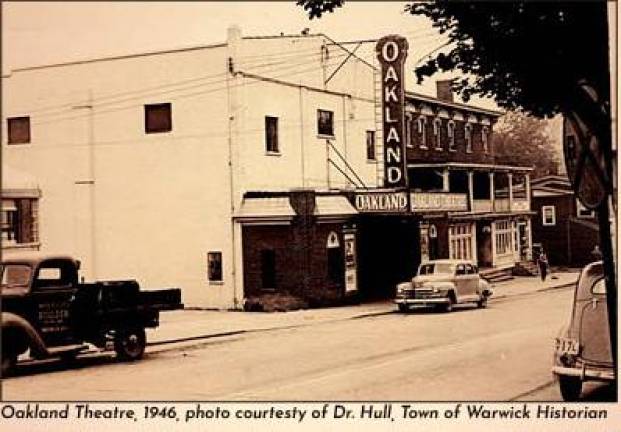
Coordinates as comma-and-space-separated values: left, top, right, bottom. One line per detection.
1, 1, 461, 99
1, 1, 564, 161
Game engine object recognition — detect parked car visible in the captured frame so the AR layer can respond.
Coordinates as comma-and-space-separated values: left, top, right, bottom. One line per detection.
395, 259, 493, 312
1, 253, 183, 376
552, 261, 613, 401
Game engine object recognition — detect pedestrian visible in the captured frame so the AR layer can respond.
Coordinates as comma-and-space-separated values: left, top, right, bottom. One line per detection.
538, 251, 549, 281
591, 245, 603, 261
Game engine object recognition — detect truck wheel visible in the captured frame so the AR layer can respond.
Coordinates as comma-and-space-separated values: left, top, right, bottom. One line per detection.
398, 304, 410, 313
1, 353, 17, 377
114, 328, 146, 361
559, 375, 582, 401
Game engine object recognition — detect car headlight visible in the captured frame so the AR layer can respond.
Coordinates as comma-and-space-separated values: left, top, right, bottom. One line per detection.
432, 287, 440, 293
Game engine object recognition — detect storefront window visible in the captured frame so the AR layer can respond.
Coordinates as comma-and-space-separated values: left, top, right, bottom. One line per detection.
495, 220, 513, 255
449, 223, 474, 261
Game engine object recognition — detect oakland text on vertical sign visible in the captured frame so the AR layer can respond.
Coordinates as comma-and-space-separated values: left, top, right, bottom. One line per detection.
376, 35, 409, 188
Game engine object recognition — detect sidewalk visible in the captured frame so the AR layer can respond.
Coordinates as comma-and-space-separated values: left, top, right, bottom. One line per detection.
146, 271, 580, 352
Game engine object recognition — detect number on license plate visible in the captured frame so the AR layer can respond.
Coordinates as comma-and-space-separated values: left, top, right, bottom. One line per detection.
556, 337, 580, 355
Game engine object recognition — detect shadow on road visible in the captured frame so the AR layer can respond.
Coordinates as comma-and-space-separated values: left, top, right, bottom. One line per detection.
580, 382, 617, 402
4, 353, 140, 380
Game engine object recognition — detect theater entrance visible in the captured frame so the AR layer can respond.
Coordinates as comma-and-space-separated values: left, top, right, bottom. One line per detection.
356, 215, 421, 300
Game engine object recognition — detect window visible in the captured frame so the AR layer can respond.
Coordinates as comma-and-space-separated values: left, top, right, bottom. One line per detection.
1, 198, 38, 245
449, 223, 474, 261
207, 251, 223, 282
494, 220, 513, 255
260, 249, 276, 289
447, 120, 456, 152
7, 117, 31, 144
465, 123, 473, 153
417, 116, 428, 149
455, 264, 466, 275
482, 126, 490, 153
317, 109, 334, 136
366, 130, 376, 161
433, 118, 442, 150
265, 116, 279, 153
405, 114, 413, 148
576, 199, 595, 218
145, 103, 172, 133
542, 205, 556, 226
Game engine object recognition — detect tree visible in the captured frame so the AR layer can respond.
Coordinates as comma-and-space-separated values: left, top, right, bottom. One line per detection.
297, 0, 616, 390
493, 112, 559, 179
298, 1, 610, 118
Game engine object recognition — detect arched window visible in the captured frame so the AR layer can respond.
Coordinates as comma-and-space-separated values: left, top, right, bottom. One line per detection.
465, 123, 473, 153
482, 126, 490, 153
405, 113, 413, 148
417, 116, 428, 149
447, 120, 456, 152
433, 118, 442, 150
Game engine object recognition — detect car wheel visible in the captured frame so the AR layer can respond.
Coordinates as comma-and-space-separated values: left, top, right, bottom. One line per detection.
114, 328, 146, 361
1, 352, 17, 377
443, 297, 454, 313
477, 296, 488, 308
558, 375, 582, 401
397, 304, 410, 313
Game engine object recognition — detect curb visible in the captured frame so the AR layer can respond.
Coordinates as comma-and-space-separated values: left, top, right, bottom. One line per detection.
148, 281, 577, 348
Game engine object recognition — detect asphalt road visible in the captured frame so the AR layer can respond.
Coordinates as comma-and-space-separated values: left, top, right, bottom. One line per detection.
2, 287, 613, 401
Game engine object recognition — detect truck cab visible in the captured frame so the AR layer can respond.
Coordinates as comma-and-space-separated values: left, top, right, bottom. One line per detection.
1, 253, 182, 376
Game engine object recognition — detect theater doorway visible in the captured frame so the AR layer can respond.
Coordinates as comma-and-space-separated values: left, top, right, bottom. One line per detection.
356, 215, 421, 300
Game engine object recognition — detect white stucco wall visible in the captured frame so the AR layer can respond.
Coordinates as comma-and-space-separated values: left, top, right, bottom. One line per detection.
1, 29, 380, 309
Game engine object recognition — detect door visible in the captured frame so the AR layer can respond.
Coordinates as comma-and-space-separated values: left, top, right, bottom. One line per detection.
30, 260, 79, 347
575, 276, 612, 365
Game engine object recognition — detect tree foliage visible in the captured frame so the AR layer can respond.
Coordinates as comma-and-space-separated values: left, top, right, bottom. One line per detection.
297, 1, 610, 119
493, 112, 559, 179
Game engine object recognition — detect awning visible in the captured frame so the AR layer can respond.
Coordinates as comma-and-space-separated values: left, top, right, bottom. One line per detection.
234, 197, 295, 224
2, 166, 41, 198
314, 196, 358, 220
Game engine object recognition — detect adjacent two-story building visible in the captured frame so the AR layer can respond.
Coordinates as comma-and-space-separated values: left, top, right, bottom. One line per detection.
2, 28, 533, 308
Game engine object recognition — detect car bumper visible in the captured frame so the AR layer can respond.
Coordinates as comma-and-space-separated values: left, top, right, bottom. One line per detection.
395, 298, 449, 306
552, 364, 615, 382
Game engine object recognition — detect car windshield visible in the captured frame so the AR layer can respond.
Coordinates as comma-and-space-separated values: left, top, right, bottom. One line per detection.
1, 264, 32, 294
419, 263, 454, 275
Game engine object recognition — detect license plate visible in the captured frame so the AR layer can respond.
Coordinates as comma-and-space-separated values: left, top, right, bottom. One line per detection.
556, 337, 580, 355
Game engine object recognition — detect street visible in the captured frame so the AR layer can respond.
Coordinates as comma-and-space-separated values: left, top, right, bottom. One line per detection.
1, 286, 612, 401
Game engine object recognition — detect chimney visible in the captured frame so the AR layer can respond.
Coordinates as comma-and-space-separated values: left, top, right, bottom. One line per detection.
436, 80, 454, 103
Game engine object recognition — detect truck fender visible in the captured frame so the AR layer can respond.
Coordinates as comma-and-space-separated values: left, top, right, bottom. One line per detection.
1, 312, 49, 358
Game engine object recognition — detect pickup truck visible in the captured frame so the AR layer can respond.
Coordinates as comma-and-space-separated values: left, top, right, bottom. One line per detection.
1, 253, 183, 376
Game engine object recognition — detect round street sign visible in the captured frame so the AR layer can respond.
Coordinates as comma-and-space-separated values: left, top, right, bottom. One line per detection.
563, 111, 609, 210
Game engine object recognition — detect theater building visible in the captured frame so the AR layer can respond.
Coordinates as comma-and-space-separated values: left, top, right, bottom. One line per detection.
2, 29, 533, 308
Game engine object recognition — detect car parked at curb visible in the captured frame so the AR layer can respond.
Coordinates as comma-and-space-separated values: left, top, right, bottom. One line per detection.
552, 261, 614, 401
395, 259, 493, 313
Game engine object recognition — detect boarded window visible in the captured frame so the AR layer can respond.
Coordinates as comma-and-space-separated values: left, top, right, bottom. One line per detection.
317, 109, 334, 136
207, 251, 223, 282
366, 130, 376, 160
261, 249, 276, 289
7, 117, 31, 144
265, 116, 279, 153
145, 103, 172, 133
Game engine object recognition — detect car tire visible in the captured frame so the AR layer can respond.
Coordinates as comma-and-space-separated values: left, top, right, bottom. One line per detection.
558, 375, 582, 401
443, 297, 454, 313
398, 304, 410, 313
114, 328, 146, 361
1, 352, 17, 378
477, 296, 488, 308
